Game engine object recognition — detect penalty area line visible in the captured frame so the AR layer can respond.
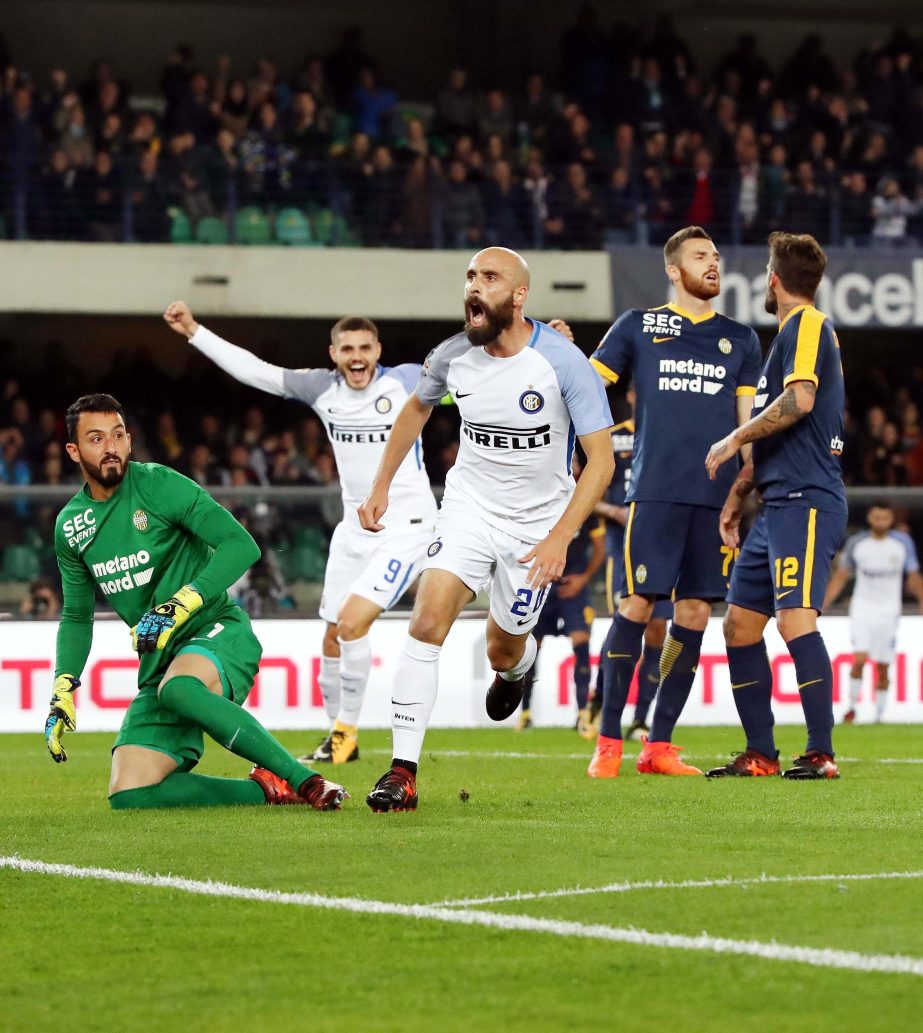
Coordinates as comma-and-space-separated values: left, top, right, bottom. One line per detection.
435, 869, 923, 908
2, 855, 922, 978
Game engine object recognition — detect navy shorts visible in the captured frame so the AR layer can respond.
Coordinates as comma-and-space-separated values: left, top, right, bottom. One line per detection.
605, 555, 672, 619
534, 586, 594, 638
618, 501, 732, 602
727, 504, 847, 616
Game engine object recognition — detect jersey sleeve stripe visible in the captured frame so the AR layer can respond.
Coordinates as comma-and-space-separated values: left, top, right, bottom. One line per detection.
802, 507, 817, 608
736, 386, 757, 396
590, 357, 620, 384
785, 308, 825, 387
624, 502, 636, 595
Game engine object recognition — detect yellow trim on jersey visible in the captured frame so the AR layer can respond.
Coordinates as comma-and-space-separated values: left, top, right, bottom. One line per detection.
803, 508, 817, 608
605, 556, 615, 616
612, 418, 635, 433
590, 357, 620, 384
624, 502, 636, 595
778, 303, 810, 331
590, 517, 606, 539
784, 306, 824, 388
666, 302, 716, 325
736, 386, 757, 396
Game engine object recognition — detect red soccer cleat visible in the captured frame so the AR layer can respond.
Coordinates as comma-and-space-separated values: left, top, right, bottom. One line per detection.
366, 766, 418, 812
636, 736, 703, 776
782, 751, 840, 780
297, 773, 350, 809
706, 750, 781, 778
249, 767, 306, 805
586, 735, 623, 778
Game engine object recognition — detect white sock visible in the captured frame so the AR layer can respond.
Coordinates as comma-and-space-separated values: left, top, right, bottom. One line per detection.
875, 688, 888, 721
499, 634, 537, 681
848, 676, 861, 707
318, 655, 341, 727
391, 637, 440, 766
336, 636, 372, 728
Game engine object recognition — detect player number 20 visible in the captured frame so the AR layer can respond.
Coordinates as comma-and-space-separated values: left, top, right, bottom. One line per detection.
510, 587, 548, 618
774, 556, 799, 587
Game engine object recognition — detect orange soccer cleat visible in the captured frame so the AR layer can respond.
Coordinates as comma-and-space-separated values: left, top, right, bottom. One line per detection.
706, 749, 781, 778
249, 767, 306, 805
586, 735, 623, 778
636, 736, 703, 776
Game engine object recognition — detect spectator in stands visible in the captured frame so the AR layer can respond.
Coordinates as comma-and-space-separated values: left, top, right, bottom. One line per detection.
352, 65, 397, 140
57, 101, 94, 169
482, 159, 530, 248
162, 131, 213, 222
240, 101, 293, 204
476, 88, 515, 146
760, 142, 789, 228
545, 161, 603, 249
358, 144, 399, 246
0, 427, 30, 488
203, 127, 242, 214
435, 67, 475, 139
35, 148, 81, 239
602, 165, 638, 243
79, 148, 124, 243
219, 78, 251, 137
733, 124, 763, 242
392, 154, 436, 248
19, 577, 60, 620
439, 158, 485, 248
151, 411, 184, 467
872, 175, 919, 244
840, 170, 873, 245
516, 72, 555, 148
184, 442, 216, 486
129, 148, 170, 241
785, 160, 829, 242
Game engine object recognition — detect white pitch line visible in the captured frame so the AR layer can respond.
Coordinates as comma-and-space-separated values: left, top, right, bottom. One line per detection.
435, 869, 923, 909
2, 855, 921, 978
365, 748, 923, 765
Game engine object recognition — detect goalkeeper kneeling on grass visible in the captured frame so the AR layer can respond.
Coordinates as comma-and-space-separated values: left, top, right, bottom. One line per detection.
46, 392, 347, 811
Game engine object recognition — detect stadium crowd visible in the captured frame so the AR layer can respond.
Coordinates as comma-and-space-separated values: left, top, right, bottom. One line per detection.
2, 14, 923, 247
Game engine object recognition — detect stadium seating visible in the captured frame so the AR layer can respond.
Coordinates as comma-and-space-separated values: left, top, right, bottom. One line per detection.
275, 208, 314, 246
195, 216, 229, 245
2, 545, 40, 582
235, 207, 273, 246
168, 209, 194, 245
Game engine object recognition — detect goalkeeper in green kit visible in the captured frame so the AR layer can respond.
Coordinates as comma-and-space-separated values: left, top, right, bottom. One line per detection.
46, 392, 348, 811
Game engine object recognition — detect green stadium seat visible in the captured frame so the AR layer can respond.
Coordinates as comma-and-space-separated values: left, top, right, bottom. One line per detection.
235, 206, 273, 246
287, 545, 328, 582
3, 545, 41, 582
169, 209, 194, 244
311, 208, 335, 246
275, 207, 313, 246
293, 526, 328, 552
195, 216, 229, 245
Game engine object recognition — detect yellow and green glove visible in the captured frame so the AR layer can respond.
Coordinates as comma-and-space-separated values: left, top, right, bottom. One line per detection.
131, 584, 204, 654
44, 674, 80, 763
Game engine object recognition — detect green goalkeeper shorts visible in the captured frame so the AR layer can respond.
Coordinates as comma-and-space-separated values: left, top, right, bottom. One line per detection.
113, 604, 263, 770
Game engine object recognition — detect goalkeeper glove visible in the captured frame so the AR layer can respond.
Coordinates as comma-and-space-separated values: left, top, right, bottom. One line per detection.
45, 674, 80, 763
131, 584, 204, 654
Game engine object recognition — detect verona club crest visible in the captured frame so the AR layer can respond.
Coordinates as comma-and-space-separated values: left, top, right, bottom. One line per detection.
132, 509, 149, 532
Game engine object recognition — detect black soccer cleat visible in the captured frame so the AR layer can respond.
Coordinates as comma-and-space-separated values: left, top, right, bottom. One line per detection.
706, 749, 781, 778
485, 673, 526, 721
782, 751, 840, 780
366, 766, 419, 812
626, 719, 650, 742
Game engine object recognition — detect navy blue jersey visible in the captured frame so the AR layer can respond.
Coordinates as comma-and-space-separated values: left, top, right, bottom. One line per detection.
752, 305, 846, 515
591, 303, 763, 508
563, 514, 606, 577
605, 418, 634, 556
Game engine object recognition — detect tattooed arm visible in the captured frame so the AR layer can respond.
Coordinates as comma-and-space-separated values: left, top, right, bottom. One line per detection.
705, 381, 816, 482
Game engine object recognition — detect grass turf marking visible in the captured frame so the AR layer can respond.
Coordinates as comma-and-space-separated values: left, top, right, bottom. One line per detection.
3, 855, 922, 978
435, 869, 923, 908
365, 748, 923, 764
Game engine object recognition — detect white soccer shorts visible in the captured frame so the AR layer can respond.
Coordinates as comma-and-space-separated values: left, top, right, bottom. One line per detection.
420, 498, 551, 635
849, 609, 898, 664
319, 522, 432, 623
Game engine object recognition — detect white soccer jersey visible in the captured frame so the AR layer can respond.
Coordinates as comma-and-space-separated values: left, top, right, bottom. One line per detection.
416, 320, 612, 543
841, 530, 919, 618
189, 326, 437, 535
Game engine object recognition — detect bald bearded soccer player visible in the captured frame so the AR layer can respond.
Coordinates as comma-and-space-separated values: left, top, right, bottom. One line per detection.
358, 247, 614, 811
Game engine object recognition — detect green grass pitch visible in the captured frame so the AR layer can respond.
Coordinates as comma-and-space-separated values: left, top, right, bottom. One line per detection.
2, 725, 922, 1033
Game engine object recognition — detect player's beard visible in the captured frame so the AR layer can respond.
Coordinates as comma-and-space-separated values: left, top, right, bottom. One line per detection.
464, 294, 515, 346
678, 265, 720, 300
764, 284, 779, 315
82, 453, 128, 489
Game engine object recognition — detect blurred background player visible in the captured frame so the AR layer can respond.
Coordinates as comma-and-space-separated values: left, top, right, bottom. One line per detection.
164, 301, 437, 766
358, 247, 613, 811
47, 392, 346, 810
586, 226, 763, 778
591, 389, 673, 740
518, 456, 606, 735
706, 232, 846, 780
823, 501, 923, 723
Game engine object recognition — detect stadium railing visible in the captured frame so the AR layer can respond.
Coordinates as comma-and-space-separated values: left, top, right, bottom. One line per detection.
2, 484, 922, 616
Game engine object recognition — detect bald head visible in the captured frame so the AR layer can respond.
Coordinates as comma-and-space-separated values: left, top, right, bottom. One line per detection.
469, 247, 531, 288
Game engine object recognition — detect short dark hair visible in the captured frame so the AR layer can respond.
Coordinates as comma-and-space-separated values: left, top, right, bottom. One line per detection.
663, 226, 713, 267
869, 499, 894, 512
768, 231, 827, 300
330, 316, 379, 345
65, 393, 125, 441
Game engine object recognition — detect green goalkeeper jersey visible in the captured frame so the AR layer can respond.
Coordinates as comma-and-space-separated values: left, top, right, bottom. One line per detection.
54, 461, 260, 679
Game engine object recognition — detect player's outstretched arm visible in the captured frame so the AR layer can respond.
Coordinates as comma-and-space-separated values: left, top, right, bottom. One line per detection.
706, 381, 816, 480
906, 570, 923, 614
823, 566, 851, 611
164, 299, 288, 397
358, 392, 433, 532
519, 428, 614, 591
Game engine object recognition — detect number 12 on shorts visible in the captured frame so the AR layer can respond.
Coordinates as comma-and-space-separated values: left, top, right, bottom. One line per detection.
510, 586, 547, 618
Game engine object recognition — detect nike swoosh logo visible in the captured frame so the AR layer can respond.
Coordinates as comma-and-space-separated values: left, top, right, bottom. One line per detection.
392, 699, 423, 705
455, 391, 474, 398
731, 680, 758, 690
798, 679, 823, 690
652, 336, 675, 343
517, 617, 533, 626
775, 589, 795, 600
607, 652, 631, 659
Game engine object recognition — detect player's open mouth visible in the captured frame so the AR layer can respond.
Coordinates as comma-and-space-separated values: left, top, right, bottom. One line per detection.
467, 302, 486, 326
